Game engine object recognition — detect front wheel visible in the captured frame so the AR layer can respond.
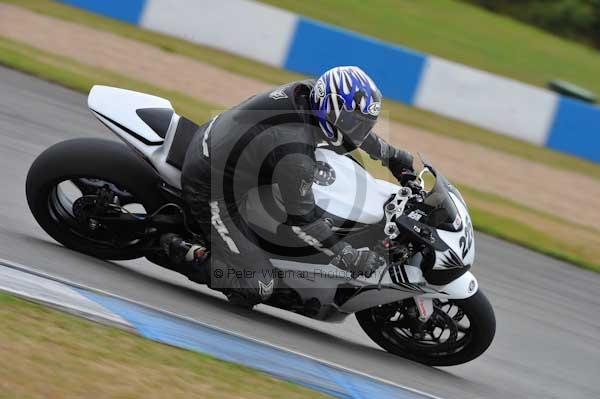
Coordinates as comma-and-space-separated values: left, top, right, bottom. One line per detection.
356, 290, 496, 366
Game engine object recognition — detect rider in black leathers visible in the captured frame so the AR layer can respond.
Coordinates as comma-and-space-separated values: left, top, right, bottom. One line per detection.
163, 66, 415, 306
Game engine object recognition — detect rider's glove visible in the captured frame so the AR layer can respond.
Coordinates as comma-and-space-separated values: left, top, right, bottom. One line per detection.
397, 169, 423, 195
388, 149, 414, 182
331, 243, 385, 278
399, 169, 418, 186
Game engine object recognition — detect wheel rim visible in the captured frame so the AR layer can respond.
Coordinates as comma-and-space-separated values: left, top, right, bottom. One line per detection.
370, 298, 474, 357
47, 177, 150, 249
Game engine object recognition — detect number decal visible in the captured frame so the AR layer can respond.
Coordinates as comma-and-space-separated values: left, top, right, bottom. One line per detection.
459, 216, 473, 259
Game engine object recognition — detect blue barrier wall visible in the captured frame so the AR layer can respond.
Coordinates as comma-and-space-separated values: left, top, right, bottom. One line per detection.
60, 0, 147, 24
285, 18, 427, 105
547, 98, 600, 163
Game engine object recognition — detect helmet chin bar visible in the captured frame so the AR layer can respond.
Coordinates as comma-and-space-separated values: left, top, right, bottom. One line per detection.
319, 127, 359, 155
322, 126, 371, 156
330, 129, 344, 146
331, 138, 358, 155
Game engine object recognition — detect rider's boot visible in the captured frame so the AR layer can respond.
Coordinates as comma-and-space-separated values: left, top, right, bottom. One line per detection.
160, 233, 209, 281
160, 234, 258, 309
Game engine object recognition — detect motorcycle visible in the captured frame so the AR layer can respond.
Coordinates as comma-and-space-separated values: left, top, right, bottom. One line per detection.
25, 86, 495, 366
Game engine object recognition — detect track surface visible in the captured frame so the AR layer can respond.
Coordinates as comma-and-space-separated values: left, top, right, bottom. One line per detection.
1, 66, 598, 398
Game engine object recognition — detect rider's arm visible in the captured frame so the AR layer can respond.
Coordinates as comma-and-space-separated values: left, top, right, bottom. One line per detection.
360, 131, 414, 179
272, 149, 383, 277
273, 150, 340, 255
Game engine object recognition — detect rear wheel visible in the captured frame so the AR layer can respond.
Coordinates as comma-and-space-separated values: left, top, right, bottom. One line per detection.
26, 138, 162, 260
356, 290, 495, 366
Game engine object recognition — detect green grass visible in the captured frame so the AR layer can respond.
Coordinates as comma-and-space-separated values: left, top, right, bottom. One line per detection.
0, 31, 597, 272
468, 207, 598, 270
4, 0, 600, 181
458, 186, 600, 272
260, 0, 600, 98
0, 292, 330, 399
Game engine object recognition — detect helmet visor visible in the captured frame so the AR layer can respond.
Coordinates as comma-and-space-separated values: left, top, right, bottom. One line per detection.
334, 109, 376, 147
325, 94, 377, 147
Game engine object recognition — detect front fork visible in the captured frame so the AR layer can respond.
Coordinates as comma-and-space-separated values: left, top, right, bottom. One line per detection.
414, 296, 434, 322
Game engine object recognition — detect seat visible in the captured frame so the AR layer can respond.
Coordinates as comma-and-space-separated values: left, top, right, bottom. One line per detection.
166, 117, 200, 170
136, 108, 174, 139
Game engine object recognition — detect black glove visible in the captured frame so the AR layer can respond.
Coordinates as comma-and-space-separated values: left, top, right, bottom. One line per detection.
331, 243, 385, 278
388, 149, 415, 182
397, 169, 423, 194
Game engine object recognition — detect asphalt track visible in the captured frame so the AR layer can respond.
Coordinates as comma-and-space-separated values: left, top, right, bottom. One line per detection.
0, 66, 598, 398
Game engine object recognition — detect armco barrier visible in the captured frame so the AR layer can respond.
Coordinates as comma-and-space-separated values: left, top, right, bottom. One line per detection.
59, 0, 600, 163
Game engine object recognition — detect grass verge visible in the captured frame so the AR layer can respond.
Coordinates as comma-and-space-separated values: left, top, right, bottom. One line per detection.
356, 154, 600, 272
459, 186, 600, 271
261, 0, 600, 98
0, 35, 597, 272
4, 0, 600, 181
0, 292, 329, 399
0, 37, 214, 124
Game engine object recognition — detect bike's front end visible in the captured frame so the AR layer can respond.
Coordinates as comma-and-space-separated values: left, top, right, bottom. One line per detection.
353, 160, 495, 366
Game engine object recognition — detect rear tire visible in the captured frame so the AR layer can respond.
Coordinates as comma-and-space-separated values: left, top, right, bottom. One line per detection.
26, 138, 162, 260
356, 290, 496, 366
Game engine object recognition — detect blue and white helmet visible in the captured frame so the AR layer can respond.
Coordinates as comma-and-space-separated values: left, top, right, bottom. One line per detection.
309, 66, 382, 151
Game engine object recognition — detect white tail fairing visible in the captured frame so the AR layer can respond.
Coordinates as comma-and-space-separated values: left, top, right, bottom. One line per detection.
88, 86, 184, 188
88, 86, 171, 145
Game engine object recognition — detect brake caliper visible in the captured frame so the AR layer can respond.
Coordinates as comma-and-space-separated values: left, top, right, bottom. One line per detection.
72, 185, 118, 230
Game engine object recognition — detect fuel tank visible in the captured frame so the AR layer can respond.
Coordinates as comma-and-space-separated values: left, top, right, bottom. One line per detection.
244, 149, 398, 233
312, 149, 398, 226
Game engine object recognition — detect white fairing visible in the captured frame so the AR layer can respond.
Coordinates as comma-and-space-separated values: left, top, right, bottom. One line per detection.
313, 149, 398, 224
88, 86, 184, 189
433, 192, 476, 270
429, 271, 478, 300
88, 86, 171, 145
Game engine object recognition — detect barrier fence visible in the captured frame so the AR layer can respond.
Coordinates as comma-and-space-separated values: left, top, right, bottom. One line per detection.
59, 0, 600, 163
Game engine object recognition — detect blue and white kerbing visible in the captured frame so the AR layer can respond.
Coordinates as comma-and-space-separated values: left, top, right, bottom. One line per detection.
310, 66, 382, 147
0, 260, 437, 399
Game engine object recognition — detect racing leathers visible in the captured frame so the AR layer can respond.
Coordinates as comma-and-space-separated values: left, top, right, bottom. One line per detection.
180, 80, 413, 305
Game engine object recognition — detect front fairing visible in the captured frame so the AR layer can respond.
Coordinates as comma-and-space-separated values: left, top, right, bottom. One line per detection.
422, 166, 475, 285
392, 162, 475, 285
423, 164, 475, 268
434, 191, 475, 270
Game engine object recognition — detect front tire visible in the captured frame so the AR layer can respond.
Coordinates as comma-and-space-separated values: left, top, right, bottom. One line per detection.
26, 138, 162, 260
356, 290, 496, 366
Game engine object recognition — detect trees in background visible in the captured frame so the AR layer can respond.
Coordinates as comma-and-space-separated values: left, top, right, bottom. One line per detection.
463, 0, 600, 48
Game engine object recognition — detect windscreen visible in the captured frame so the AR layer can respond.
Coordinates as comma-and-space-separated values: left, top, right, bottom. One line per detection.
422, 167, 461, 231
